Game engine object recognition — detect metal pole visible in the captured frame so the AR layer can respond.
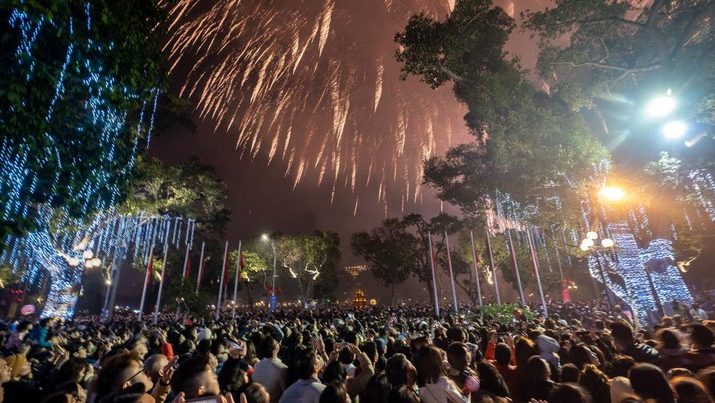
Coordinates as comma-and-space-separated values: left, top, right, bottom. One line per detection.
232, 241, 242, 320
270, 242, 277, 311
485, 228, 501, 304
428, 232, 440, 317
444, 231, 459, 313
181, 242, 190, 286
469, 231, 483, 308
527, 229, 548, 317
106, 247, 124, 322
153, 246, 169, 324
138, 246, 154, 321
507, 229, 526, 305
196, 241, 205, 296
217, 241, 228, 319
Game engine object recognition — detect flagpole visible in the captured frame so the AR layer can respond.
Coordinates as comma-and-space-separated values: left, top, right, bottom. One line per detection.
181, 242, 190, 286
138, 245, 154, 321
469, 231, 483, 308
507, 229, 526, 306
153, 245, 169, 324
196, 241, 205, 296
427, 232, 440, 317
485, 227, 501, 304
232, 241, 242, 320
216, 241, 228, 320
444, 231, 459, 314
527, 228, 548, 316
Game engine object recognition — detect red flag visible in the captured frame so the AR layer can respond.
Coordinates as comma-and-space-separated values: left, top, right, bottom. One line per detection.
183, 251, 191, 280
561, 280, 572, 304
239, 252, 245, 279
146, 251, 154, 285
223, 255, 230, 287
199, 256, 208, 285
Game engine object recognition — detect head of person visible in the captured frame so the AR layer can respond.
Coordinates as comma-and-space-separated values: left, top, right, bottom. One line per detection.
385, 353, 416, 388
514, 336, 537, 368
560, 363, 580, 383
547, 383, 593, 403
446, 342, 471, 372
95, 351, 153, 401
571, 343, 598, 370
610, 354, 636, 378
171, 354, 220, 399
494, 343, 512, 367
415, 345, 447, 387
629, 363, 676, 403
319, 382, 350, 403
143, 354, 168, 384
579, 364, 610, 403
446, 326, 467, 343
525, 355, 550, 382
294, 348, 321, 381
322, 360, 347, 385
234, 382, 270, 403
610, 322, 636, 351
258, 334, 280, 359
690, 324, 714, 350
670, 376, 714, 403
657, 329, 682, 350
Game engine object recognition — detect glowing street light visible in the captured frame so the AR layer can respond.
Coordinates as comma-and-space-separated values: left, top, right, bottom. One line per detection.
662, 120, 688, 139
599, 186, 626, 202
601, 238, 615, 248
82, 250, 94, 260
586, 231, 599, 240
646, 94, 676, 118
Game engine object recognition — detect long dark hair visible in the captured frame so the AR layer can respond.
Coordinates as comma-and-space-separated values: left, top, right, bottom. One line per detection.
629, 363, 676, 403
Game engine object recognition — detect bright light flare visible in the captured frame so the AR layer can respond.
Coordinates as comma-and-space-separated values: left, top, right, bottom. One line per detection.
601, 238, 615, 248
662, 121, 687, 139
599, 186, 626, 202
646, 95, 676, 118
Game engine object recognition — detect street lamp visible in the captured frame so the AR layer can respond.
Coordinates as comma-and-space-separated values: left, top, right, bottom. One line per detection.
599, 186, 626, 202
646, 93, 676, 118
262, 233, 277, 310
662, 120, 688, 139
581, 233, 615, 310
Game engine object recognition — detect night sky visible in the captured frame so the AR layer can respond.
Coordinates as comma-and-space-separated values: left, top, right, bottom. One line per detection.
150, 0, 548, 302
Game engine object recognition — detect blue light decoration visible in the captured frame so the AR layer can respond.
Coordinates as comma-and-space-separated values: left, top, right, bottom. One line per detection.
10, 213, 196, 318
0, 3, 167, 318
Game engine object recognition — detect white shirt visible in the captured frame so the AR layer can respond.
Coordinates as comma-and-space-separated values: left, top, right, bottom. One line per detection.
419, 376, 470, 403
253, 357, 289, 403
278, 377, 325, 403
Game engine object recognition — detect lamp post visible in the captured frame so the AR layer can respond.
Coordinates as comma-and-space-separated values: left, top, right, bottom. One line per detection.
262, 234, 277, 311
580, 233, 615, 311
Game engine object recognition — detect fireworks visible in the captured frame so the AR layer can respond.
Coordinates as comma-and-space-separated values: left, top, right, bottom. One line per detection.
162, 0, 469, 213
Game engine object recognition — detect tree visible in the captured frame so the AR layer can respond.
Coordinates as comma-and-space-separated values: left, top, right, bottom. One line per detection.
0, 1, 168, 246
228, 244, 268, 305
523, 0, 715, 136
351, 213, 462, 306
274, 231, 341, 304
396, 0, 607, 224
351, 219, 416, 305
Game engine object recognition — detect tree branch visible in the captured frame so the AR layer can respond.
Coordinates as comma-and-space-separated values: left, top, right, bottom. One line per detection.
551, 61, 661, 73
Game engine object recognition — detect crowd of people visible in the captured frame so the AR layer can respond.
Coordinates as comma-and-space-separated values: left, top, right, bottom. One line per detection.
0, 298, 714, 403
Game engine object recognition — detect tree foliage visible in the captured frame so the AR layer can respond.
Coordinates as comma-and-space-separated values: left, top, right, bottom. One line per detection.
523, 0, 715, 134
0, 0, 168, 241
274, 231, 341, 303
396, 0, 607, 223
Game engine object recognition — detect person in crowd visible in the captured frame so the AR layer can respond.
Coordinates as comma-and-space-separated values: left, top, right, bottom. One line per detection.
279, 348, 325, 403
252, 335, 288, 403
610, 321, 661, 364
414, 345, 468, 403
657, 328, 690, 370
689, 324, 715, 372
628, 362, 676, 403
670, 376, 714, 403
522, 355, 555, 401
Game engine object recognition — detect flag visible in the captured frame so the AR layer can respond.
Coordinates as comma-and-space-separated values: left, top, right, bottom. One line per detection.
239, 252, 245, 279
146, 251, 154, 285
561, 280, 572, 304
182, 246, 191, 280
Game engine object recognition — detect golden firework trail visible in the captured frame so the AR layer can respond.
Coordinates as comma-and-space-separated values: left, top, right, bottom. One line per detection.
163, 0, 467, 214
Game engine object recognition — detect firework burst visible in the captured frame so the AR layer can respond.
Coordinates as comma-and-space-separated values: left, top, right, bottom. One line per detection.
163, 0, 469, 214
